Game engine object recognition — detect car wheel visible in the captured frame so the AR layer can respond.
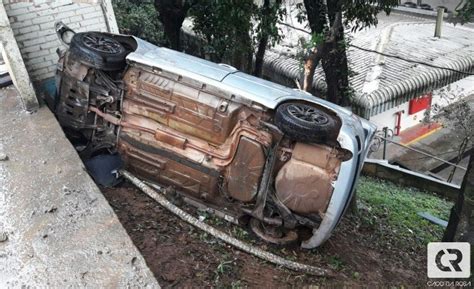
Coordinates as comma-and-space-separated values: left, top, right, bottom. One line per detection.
69, 32, 127, 71
275, 102, 338, 144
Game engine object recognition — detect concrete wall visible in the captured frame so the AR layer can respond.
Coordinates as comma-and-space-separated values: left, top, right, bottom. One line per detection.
0, 2, 39, 111
3, 0, 117, 82
418, 0, 461, 11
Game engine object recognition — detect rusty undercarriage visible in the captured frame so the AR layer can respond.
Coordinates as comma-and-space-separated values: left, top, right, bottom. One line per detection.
54, 28, 375, 248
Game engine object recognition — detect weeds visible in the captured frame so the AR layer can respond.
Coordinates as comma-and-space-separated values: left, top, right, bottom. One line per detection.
328, 256, 345, 271
356, 176, 452, 251
213, 257, 236, 285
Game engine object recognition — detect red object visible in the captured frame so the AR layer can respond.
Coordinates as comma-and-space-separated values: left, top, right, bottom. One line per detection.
409, 93, 432, 115
394, 110, 404, 136
399, 122, 441, 144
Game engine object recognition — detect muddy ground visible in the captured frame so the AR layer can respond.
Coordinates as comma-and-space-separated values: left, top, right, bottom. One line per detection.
102, 183, 428, 288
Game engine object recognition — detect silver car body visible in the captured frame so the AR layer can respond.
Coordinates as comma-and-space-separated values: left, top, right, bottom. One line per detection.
126, 38, 377, 248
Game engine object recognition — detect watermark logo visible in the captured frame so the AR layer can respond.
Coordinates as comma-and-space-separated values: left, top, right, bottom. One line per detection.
428, 242, 471, 278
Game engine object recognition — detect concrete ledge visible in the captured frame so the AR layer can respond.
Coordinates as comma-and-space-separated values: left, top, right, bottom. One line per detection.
392, 6, 448, 18
0, 86, 159, 288
362, 159, 460, 200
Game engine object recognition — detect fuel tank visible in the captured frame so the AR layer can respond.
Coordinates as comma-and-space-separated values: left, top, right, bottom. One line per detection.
275, 143, 343, 215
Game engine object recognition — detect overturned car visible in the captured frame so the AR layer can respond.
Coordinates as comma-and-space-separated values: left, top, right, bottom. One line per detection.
54, 24, 376, 249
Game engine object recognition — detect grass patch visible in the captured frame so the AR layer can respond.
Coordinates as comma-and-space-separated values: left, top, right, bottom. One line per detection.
356, 176, 452, 251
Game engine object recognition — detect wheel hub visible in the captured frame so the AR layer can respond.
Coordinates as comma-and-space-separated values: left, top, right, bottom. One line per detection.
287, 104, 329, 125
83, 33, 123, 54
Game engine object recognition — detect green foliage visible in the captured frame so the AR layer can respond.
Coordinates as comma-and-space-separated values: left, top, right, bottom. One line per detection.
309, 32, 325, 47
112, 0, 165, 45
454, 0, 474, 24
297, 0, 398, 104
189, 0, 256, 63
357, 176, 452, 250
342, 0, 399, 31
328, 256, 345, 271
437, 99, 474, 142
213, 257, 236, 285
254, 0, 286, 47
424, 87, 474, 145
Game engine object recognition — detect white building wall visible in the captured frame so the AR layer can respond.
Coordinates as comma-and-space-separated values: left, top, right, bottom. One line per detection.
369, 75, 474, 133
431, 75, 474, 109
3, 0, 116, 82
369, 101, 425, 134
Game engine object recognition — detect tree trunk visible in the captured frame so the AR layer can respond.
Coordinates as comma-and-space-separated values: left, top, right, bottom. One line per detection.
162, 18, 183, 50
303, 0, 326, 34
154, 0, 191, 50
253, 0, 272, 77
253, 33, 269, 77
321, 2, 349, 106
447, 137, 469, 183
443, 152, 474, 243
302, 0, 326, 92
302, 0, 346, 101
302, 48, 322, 92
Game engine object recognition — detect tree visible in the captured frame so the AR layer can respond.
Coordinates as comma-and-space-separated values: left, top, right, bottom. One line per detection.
154, 0, 196, 50
440, 0, 474, 244
189, 0, 256, 71
113, 0, 165, 45
454, 0, 474, 24
298, 0, 398, 105
151, 0, 284, 73
431, 93, 473, 183
443, 152, 474, 243
188, 0, 285, 73
253, 0, 285, 77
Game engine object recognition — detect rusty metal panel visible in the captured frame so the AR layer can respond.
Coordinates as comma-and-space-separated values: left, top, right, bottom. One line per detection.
290, 143, 342, 176
56, 74, 91, 130
274, 143, 342, 215
123, 67, 244, 145
119, 138, 220, 201
118, 90, 273, 167
226, 137, 265, 202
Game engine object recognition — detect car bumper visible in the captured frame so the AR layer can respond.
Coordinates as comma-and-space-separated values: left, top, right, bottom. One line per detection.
301, 116, 376, 248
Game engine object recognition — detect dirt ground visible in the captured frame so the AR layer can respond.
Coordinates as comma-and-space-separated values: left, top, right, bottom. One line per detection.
102, 183, 429, 288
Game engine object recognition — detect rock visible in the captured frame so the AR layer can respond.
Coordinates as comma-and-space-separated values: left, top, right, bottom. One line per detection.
0, 153, 8, 161
45, 206, 57, 213
0, 232, 8, 242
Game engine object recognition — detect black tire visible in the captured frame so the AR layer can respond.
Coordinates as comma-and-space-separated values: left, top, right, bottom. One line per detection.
275, 102, 338, 144
69, 32, 127, 71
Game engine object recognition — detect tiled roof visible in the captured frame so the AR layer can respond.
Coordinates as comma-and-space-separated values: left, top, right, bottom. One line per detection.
265, 12, 474, 117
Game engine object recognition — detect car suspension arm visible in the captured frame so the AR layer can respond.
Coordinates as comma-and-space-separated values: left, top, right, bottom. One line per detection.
120, 170, 333, 277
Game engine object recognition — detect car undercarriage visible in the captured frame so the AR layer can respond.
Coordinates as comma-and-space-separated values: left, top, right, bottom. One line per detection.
54, 27, 376, 248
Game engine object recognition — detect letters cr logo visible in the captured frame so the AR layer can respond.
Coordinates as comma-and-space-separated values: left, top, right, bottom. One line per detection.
435, 249, 463, 272
427, 242, 470, 278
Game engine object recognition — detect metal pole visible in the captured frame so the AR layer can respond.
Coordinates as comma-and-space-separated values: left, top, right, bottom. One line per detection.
379, 136, 467, 171
120, 169, 333, 276
434, 7, 444, 38
382, 127, 388, 160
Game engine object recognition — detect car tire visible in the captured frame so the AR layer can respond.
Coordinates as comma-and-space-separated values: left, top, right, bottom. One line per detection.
275, 102, 338, 144
69, 32, 127, 71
